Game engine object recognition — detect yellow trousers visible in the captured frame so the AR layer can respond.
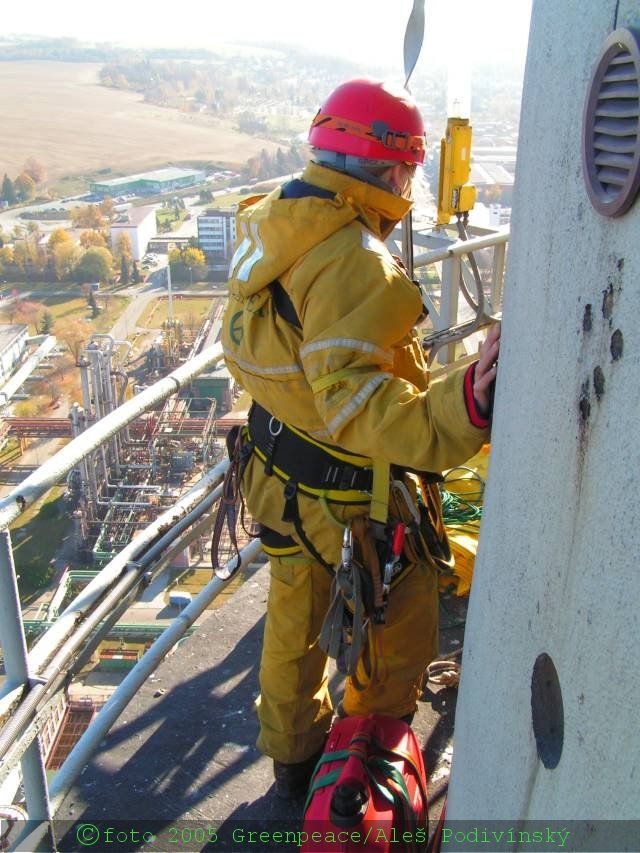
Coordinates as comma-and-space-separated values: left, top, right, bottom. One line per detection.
243, 453, 439, 764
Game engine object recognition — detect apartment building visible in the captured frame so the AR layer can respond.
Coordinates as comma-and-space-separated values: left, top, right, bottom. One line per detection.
197, 208, 237, 265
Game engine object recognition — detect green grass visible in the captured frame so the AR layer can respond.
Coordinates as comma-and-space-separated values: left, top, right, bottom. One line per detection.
203, 191, 245, 209
12, 486, 71, 600
156, 208, 189, 230
93, 296, 131, 331
0, 437, 21, 464
139, 296, 212, 328
49, 175, 89, 197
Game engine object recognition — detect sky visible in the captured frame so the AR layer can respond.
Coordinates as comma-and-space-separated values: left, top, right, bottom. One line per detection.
4, 0, 533, 70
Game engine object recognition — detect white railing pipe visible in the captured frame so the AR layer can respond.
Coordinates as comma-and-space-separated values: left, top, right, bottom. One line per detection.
413, 226, 509, 268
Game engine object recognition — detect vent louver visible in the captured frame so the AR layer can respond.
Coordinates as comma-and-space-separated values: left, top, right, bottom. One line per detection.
582, 28, 640, 217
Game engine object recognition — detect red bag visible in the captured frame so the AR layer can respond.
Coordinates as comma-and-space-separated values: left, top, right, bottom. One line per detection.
301, 714, 429, 852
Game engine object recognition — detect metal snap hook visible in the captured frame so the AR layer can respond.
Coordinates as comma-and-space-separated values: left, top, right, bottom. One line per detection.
268, 416, 283, 437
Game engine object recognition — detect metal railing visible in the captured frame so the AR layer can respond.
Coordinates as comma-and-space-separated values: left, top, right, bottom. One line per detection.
0, 223, 510, 850
410, 223, 509, 364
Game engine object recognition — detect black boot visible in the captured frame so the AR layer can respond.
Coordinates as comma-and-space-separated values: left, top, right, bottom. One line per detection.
273, 747, 324, 800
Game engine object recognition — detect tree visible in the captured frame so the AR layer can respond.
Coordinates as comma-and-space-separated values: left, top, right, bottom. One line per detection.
87, 288, 100, 318
99, 197, 115, 220
168, 248, 182, 266
275, 147, 287, 175
14, 172, 36, 202
14, 299, 45, 334
48, 228, 71, 249
113, 232, 133, 263
12, 242, 32, 274
79, 230, 107, 249
120, 254, 130, 284
56, 316, 92, 364
23, 158, 47, 186
52, 241, 80, 280
40, 311, 54, 334
71, 205, 105, 229
169, 246, 206, 283
182, 246, 206, 281
131, 260, 141, 284
2, 174, 17, 205
74, 247, 113, 284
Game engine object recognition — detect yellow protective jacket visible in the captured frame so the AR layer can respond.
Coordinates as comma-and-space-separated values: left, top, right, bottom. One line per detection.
222, 162, 489, 474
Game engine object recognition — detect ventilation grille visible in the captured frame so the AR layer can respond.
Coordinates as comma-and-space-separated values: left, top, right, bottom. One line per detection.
583, 28, 640, 217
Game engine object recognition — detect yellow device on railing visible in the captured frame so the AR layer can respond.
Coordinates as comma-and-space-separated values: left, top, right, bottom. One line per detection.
436, 117, 476, 225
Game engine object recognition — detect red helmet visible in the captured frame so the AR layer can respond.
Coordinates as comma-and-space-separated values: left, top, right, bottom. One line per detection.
308, 78, 426, 165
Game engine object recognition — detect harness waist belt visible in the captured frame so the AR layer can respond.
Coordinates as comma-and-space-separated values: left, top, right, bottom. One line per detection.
247, 403, 373, 496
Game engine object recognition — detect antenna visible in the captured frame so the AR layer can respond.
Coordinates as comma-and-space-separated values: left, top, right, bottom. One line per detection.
403, 0, 426, 90
401, 0, 426, 277
166, 263, 174, 323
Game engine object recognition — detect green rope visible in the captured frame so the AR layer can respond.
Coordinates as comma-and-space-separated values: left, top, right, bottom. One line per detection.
440, 488, 482, 526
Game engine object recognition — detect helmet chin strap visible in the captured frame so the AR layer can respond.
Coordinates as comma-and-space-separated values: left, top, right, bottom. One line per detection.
312, 149, 395, 194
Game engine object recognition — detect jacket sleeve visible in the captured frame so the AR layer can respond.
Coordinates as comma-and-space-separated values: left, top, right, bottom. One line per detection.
292, 230, 490, 472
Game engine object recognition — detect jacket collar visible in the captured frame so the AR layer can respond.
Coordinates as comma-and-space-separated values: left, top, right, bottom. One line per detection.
301, 162, 412, 239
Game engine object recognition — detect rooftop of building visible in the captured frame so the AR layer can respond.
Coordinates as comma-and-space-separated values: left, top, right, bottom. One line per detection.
111, 205, 157, 227
0, 323, 28, 351
200, 208, 237, 218
93, 167, 205, 188
470, 163, 515, 186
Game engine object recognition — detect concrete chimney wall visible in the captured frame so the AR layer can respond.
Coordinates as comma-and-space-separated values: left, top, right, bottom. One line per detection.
447, 0, 640, 829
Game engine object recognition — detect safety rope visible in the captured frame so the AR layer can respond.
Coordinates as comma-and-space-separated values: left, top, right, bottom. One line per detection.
210, 426, 256, 577
426, 659, 461, 688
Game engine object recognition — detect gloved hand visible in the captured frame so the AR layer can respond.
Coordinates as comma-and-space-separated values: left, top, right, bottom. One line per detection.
473, 322, 500, 418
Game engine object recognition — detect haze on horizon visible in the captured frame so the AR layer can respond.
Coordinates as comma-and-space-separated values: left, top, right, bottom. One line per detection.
4, 0, 533, 71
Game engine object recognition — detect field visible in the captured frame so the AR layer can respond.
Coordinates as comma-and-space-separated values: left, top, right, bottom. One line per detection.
0, 291, 130, 332
138, 295, 213, 329
0, 62, 283, 184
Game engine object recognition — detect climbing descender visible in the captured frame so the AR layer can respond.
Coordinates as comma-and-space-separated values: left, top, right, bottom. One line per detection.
341, 524, 353, 572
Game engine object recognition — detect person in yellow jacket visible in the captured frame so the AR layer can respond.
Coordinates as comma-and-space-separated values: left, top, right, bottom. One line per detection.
221, 78, 500, 799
